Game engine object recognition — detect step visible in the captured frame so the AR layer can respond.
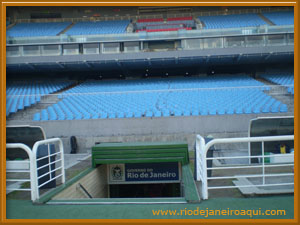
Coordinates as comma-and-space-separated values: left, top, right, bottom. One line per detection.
57, 22, 75, 35
47, 197, 187, 205
233, 177, 294, 196
258, 13, 275, 26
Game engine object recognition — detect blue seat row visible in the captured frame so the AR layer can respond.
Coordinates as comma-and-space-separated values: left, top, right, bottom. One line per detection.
33, 75, 288, 121
259, 73, 294, 95
199, 13, 267, 29
6, 22, 72, 37
6, 81, 73, 117
263, 11, 294, 25
66, 20, 130, 35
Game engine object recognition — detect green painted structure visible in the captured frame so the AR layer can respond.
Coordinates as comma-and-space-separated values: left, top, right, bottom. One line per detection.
34, 141, 200, 204
92, 141, 190, 167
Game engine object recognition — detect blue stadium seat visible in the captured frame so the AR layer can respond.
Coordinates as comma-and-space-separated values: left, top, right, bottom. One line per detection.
33, 113, 41, 121
199, 13, 266, 29
263, 11, 294, 25
91, 113, 99, 119
31, 74, 289, 121
154, 111, 161, 117
6, 80, 73, 119
41, 109, 48, 121
259, 72, 294, 96
280, 104, 288, 112
125, 111, 133, 118
66, 20, 130, 36
145, 111, 153, 117
6, 22, 72, 37
100, 112, 108, 119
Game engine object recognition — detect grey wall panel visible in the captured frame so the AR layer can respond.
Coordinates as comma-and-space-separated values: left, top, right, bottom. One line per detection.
6, 45, 294, 65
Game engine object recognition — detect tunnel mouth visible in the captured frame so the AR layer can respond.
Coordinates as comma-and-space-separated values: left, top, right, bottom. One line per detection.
37, 141, 200, 205
37, 163, 199, 205
109, 183, 181, 198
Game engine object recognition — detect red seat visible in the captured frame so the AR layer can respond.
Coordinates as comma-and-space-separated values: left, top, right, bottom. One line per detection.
137, 18, 164, 23
167, 16, 193, 21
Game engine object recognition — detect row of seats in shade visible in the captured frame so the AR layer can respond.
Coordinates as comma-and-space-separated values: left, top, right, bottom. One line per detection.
32, 75, 288, 121
199, 11, 293, 29
36, 89, 287, 121
60, 75, 267, 94
6, 81, 73, 116
199, 13, 267, 29
6, 20, 130, 37
135, 18, 195, 32
6, 22, 72, 37
259, 73, 294, 95
65, 20, 130, 35
262, 11, 294, 26
7, 11, 293, 37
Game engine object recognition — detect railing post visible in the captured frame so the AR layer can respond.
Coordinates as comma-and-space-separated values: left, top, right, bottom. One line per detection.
262, 141, 265, 185
196, 135, 208, 200
59, 139, 66, 184
195, 135, 201, 181
32, 138, 65, 202
6, 143, 38, 202
31, 144, 38, 202
202, 142, 209, 200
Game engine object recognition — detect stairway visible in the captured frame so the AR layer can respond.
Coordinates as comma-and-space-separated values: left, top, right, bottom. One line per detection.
257, 78, 294, 114
7, 94, 61, 122
7, 82, 79, 122
258, 13, 275, 25
6, 22, 17, 30
57, 22, 75, 35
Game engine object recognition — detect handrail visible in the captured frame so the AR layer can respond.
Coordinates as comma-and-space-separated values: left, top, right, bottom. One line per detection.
204, 135, 294, 154
6, 143, 37, 201
32, 138, 65, 201
6, 24, 294, 46
196, 135, 294, 200
6, 138, 65, 202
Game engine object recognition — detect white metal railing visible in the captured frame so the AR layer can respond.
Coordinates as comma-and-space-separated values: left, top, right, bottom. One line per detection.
196, 135, 294, 200
6, 143, 36, 201
6, 138, 65, 202
32, 138, 65, 201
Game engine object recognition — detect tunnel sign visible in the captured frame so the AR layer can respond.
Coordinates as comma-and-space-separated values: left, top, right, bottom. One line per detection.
109, 162, 180, 183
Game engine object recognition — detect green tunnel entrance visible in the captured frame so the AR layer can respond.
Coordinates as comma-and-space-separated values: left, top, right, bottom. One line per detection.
44, 142, 200, 204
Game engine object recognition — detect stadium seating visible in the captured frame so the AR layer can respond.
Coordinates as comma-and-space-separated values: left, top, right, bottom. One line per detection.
137, 18, 164, 23
259, 72, 294, 95
199, 13, 266, 29
135, 16, 195, 32
6, 22, 72, 37
262, 11, 294, 25
65, 20, 130, 35
6, 80, 73, 117
32, 75, 288, 121
167, 16, 193, 21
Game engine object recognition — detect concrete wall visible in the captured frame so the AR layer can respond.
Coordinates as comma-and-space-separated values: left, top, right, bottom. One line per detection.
52, 165, 108, 199
7, 112, 292, 153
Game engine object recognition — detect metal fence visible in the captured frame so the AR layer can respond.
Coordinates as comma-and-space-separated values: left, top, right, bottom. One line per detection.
196, 134, 294, 199
6, 138, 65, 202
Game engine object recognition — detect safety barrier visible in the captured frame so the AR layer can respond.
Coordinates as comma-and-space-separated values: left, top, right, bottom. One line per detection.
196, 135, 294, 199
6, 138, 65, 202
6, 143, 36, 201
